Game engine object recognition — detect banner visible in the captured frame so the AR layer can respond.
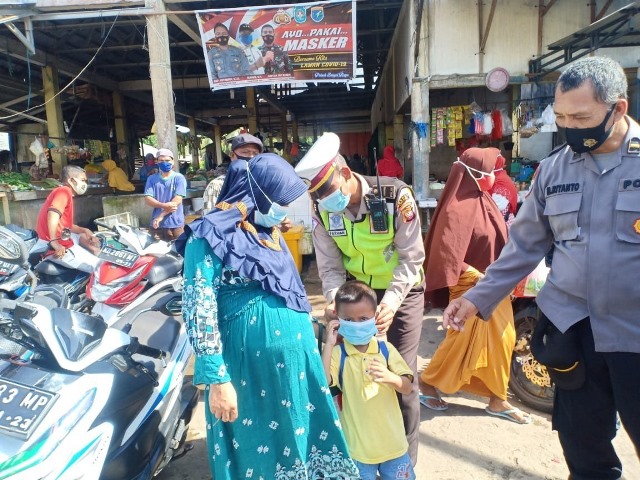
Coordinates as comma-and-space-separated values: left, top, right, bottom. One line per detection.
196, 1, 356, 91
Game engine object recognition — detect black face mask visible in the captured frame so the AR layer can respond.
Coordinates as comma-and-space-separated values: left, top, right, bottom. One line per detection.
262, 35, 275, 45
216, 35, 229, 46
560, 105, 616, 154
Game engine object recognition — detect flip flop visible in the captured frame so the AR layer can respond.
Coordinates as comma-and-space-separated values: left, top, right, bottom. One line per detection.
485, 407, 532, 425
419, 394, 448, 411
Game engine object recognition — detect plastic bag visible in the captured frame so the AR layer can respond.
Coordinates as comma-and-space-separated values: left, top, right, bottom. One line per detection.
513, 259, 549, 297
501, 109, 514, 135
540, 104, 558, 132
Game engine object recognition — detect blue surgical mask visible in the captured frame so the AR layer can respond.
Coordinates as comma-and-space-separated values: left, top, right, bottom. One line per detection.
255, 202, 288, 228
239, 33, 253, 46
158, 162, 173, 172
338, 318, 377, 346
318, 182, 351, 212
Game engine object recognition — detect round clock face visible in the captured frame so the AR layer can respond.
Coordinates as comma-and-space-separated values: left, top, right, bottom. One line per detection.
486, 67, 510, 92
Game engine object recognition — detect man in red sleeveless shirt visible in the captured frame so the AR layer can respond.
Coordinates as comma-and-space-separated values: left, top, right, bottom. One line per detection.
35, 165, 101, 272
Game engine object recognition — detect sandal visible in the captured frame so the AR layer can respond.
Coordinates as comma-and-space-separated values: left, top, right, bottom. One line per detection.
485, 406, 532, 425
419, 394, 449, 411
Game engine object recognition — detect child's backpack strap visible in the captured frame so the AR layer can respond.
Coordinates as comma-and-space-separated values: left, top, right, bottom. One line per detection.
378, 340, 389, 363
338, 342, 348, 388
338, 340, 390, 388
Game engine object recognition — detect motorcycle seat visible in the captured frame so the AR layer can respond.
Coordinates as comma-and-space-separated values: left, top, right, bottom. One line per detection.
145, 253, 183, 285
4, 224, 37, 242
35, 260, 77, 277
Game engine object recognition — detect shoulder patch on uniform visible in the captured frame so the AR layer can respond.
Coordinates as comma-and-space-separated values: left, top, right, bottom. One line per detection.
397, 190, 417, 222
634, 219, 640, 235
525, 168, 540, 199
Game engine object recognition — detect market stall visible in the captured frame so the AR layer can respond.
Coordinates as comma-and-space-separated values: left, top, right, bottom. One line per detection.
0, 170, 144, 229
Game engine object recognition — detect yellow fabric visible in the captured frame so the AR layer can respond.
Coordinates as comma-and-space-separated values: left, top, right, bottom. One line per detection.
420, 267, 515, 400
329, 339, 412, 463
103, 159, 135, 191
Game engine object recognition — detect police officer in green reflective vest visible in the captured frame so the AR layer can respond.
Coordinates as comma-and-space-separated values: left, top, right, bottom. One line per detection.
295, 133, 425, 465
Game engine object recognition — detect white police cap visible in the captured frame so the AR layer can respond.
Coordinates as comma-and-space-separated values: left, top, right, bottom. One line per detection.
294, 132, 340, 192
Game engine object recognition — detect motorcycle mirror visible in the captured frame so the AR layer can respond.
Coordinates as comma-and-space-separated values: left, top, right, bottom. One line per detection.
60, 228, 72, 241
0, 225, 30, 266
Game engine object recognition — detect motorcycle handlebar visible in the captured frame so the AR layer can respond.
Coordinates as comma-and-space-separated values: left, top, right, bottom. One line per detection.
129, 337, 168, 360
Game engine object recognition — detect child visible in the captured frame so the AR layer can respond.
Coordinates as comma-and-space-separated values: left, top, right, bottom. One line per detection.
322, 280, 416, 480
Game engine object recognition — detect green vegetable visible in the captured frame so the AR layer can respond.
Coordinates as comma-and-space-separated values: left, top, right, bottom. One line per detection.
0, 172, 33, 191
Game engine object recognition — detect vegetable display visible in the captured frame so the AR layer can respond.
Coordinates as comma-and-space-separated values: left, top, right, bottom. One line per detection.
0, 172, 33, 191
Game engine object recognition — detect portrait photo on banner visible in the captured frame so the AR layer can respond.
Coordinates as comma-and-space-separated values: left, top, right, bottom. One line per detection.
196, 0, 356, 91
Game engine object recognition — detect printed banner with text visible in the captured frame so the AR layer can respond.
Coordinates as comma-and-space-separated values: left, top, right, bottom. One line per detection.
196, 1, 356, 91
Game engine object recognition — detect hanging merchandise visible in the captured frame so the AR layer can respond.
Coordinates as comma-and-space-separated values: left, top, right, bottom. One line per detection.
453, 106, 464, 139
446, 107, 455, 146
430, 108, 437, 148
540, 104, 558, 132
491, 110, 503, 140
501, 109, 514, 136
472, 112, 484, 135
436, 108, 445, 145
482, 112, 494, 137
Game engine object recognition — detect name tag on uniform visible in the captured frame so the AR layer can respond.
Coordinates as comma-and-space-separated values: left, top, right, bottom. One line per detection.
620, 178, 640, 191
328, 213, 347, 236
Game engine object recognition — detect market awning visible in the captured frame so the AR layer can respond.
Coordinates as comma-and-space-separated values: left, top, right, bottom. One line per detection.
529, 1, 640, 78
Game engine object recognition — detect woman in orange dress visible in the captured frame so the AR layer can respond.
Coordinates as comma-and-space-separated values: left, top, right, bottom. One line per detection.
419, 147, 530, 424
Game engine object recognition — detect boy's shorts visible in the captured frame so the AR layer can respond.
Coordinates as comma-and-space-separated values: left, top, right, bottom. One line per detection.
354, 452, 415, 480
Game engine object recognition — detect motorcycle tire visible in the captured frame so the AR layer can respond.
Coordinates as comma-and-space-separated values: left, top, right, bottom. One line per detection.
509, 305, 555, 413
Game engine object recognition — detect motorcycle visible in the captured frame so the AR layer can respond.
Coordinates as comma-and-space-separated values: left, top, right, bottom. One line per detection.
88, 221, 183, 325
509, 260, 554, 413
32, 227, 94, 313
0, 225, 40, 300
0, 223, 199, 480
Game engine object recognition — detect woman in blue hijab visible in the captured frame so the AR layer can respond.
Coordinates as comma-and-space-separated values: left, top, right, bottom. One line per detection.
179, 153, 359, 480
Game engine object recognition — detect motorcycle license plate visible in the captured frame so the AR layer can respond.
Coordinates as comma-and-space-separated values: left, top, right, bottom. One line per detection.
98, 245, 140, 268
0, 379, 57, 439
0, 260, 12, 276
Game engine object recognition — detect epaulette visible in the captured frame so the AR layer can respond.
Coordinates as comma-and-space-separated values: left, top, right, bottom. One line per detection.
545, 142, 568, 160
627, 137, 640, 154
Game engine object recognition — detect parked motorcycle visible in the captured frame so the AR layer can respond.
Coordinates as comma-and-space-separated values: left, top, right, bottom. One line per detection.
509, 260, 554, 413
88, 221, 183, 325
32, 227, 94, 313
0, 222, 199, 480
0, 224, 40, 300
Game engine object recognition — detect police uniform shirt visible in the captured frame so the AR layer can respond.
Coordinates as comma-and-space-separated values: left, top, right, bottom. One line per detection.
208, 45, 251, 80
312, 173, 425, 313
465, 116, 640, 354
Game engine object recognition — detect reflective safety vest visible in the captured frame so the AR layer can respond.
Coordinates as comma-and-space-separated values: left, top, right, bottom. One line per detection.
317, 176, 406, 289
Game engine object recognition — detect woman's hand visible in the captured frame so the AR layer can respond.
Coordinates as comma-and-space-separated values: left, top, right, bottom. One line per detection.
208, 382, 238, 423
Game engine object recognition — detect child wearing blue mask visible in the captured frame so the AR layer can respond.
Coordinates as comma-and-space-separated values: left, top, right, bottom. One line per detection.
322, 280, 416, 480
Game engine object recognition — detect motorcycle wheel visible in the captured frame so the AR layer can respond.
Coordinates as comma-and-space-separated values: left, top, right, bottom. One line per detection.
509, 306, 555, 413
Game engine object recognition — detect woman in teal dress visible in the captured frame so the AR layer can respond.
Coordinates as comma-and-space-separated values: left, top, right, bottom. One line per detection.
178, 153, 359, 479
